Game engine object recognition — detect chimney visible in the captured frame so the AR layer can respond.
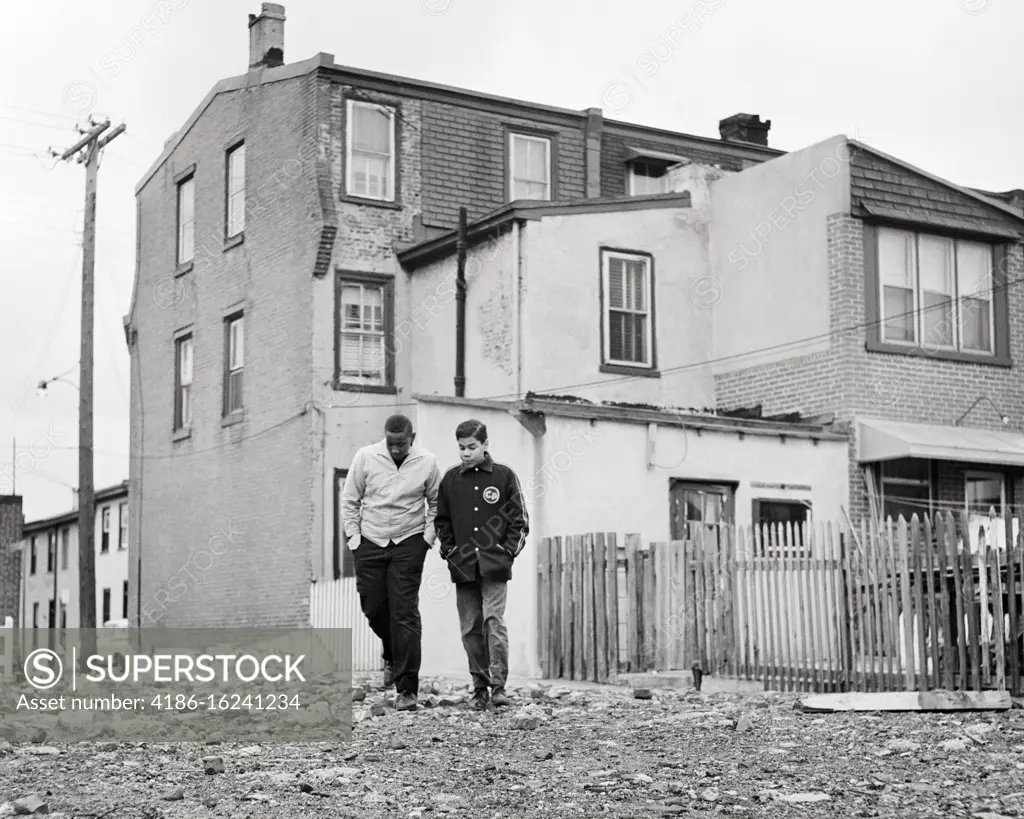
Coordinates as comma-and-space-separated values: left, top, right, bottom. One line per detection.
248, 3, 286, 69
71, 488, 79, 511
719, 113, 771, 147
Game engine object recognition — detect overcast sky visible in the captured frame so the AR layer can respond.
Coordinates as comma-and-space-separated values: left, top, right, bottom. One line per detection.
1, 0, 1018, 521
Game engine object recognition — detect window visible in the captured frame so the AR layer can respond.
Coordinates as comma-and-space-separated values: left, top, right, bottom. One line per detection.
30, 536, 36, 575
226, 142, 245, 237
123, 580, 129, 619
60, 528, 69, 570
102, 587, 111, 625
176, 175, 195, 265
336, 274, 394, 389
601, 250, 654, 369
879, 459, 933, 522
345, 99, 396, 202
101, 507, 110, 553
752, 499, 811, 556
224, 314, 244, 415
60, 601, 66, 629
174, 334, 193, 430
48, 599, 55, 629
629, 161, 670, 196
333, 468, 355, 579
509, 133, 551, 201
32, 602, 38, 629
876, 227, 995, 355
46, 531, 55, 573
118, 503, 128, 550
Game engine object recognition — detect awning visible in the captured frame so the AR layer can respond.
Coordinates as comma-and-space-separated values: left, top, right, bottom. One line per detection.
857, 418, 1024, 466
624, 145, 689, 166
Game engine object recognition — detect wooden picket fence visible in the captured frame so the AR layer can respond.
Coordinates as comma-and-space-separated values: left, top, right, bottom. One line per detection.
536, 511, 1024, 694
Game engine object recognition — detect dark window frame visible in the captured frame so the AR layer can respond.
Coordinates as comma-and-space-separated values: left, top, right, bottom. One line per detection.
598, 246, 659, 378
100, 506, 110, 554
101, 587, 111, 625
174, 167, 196, 270
333, 270, 397, 394
29, 536, 36, 575
862, 221, 1011, 367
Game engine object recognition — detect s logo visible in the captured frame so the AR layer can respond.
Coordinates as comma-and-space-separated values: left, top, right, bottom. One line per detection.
482, 486, 500, 504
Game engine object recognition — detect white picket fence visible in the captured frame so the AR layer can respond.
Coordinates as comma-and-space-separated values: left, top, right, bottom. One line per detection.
309, 578, 382, 673
0, 616, 13, 679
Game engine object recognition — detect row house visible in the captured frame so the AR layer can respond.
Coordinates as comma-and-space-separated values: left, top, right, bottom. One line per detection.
705, 136, 1024, 550
123, 2, 792, 637
12, 481, 130, 631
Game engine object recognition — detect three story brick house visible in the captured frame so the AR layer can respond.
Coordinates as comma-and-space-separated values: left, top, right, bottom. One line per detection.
705, 135, 1024, 547
123, 3, 785, 628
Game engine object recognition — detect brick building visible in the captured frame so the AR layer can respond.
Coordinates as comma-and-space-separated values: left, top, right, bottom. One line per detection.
703, 135, 1024, 539
0, 496, 23, 626
124, 3, 786, 628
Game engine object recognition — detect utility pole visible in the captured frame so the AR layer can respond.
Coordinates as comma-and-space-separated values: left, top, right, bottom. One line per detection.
52, 118, 125, 656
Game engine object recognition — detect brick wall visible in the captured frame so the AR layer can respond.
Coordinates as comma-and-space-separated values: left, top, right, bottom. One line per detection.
420, 102, 586, 228
715, 208, 1024, 524
130, 72, 321, 628
0, 496, 23, 625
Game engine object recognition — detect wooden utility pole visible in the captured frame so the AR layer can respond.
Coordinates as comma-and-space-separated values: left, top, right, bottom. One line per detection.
53, 119, 125, 651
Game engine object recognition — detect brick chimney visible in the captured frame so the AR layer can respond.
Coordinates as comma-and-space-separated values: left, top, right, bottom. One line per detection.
719, 113, 771, 147
249, 3, 286, 69
0, 496, 24, 626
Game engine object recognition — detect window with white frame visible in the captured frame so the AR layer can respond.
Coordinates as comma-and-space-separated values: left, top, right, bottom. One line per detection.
878, 227, 994, 354
629, 160, 670, 196
119, 502, 128, 550
226, 142, 246, 237
224, 314, 244, 415
601, 250, 654, 368
174, 335, 193, 430
101, 507, 110, 553
177, 175, 195, 264
337, 278, 388, 386
509, 133, 551, 201
346, 100, 396, 201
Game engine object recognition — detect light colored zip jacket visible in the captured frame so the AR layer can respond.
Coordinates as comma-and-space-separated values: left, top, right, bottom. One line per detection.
341, 440, 441, 548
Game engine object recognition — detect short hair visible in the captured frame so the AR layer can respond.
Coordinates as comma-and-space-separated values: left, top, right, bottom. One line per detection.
385, 414, 413, 436
455, 419, 487, 444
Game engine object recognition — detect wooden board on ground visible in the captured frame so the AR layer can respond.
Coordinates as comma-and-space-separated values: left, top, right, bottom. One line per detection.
796, 689, 1012, 713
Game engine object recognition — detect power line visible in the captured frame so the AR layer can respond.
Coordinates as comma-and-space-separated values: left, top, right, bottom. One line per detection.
0, 103, 79, 122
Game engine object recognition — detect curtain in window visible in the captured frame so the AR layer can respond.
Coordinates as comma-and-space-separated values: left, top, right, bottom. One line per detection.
351, 105, 392, 200
957, 241, 992, 352
340, 284, 386, 383
879, 228, 915, 342
918, 234, 954, 347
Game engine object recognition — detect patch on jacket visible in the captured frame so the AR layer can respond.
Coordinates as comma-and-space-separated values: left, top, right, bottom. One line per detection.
482, 486, 500, 504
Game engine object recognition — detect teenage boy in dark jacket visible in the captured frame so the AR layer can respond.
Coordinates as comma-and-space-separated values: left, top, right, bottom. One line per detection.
435, 419, 529, 710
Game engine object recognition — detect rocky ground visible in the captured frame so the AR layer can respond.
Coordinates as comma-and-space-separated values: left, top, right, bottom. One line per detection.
2, 676, 1024, 818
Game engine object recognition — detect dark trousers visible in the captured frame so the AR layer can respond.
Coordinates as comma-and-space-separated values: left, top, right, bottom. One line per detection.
353, 533, 429, 695
456, 578, 509, 691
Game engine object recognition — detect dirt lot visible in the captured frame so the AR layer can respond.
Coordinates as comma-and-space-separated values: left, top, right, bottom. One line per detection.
2, 676, 1023, 818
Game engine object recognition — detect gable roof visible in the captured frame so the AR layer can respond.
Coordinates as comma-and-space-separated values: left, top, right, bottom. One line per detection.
848, 139, 1024, 226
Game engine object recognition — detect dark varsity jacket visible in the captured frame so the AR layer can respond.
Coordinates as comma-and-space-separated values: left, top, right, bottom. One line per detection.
435, 454, 529, 584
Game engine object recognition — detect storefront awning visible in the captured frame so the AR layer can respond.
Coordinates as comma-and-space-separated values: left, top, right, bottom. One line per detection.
857, 418, 1024, 466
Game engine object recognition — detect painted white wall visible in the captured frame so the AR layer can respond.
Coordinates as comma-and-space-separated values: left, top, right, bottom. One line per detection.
20, 490, 130, 630
413, 398, 850, 680
707, 136, 851, 372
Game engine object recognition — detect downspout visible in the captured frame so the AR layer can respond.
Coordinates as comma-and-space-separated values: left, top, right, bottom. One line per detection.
454, 206, 468, 398
512, 219, 522, 398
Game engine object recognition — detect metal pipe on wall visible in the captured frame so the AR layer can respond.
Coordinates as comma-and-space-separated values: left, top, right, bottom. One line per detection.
454, 206, 467, 398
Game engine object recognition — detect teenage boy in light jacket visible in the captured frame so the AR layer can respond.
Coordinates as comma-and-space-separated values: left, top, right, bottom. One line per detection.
435, 419, 529, 710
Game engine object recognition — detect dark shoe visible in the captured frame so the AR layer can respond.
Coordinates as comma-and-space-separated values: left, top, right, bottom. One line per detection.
490, 687, 512, 707
470, 688, 490, 711
395, 692, 418, 712
382, 662, 395, 689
